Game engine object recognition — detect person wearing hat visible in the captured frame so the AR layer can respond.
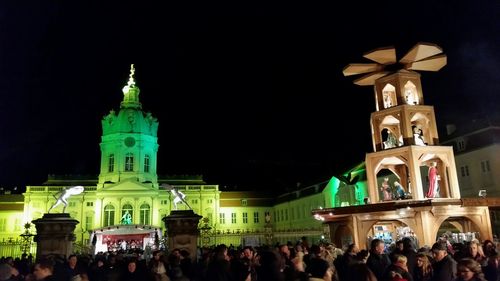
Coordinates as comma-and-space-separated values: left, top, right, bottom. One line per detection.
430, 241, 456, 281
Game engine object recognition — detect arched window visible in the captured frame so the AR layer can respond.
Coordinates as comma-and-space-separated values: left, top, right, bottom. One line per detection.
404, 81, 418, 105
382, 84, 396, 108
122, 204, 134, 223
125, 153, 134, 171
140, 204, 150, 225
108, 154, 115, 172
144, 155, 150, 173
104, 204, 115, 226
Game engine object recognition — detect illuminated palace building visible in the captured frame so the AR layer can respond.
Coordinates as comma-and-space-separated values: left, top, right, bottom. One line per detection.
0, 65, 329, 256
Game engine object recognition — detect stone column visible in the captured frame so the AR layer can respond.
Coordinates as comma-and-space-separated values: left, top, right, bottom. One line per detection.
32, 213, 79, 259
162, 210, 202, 261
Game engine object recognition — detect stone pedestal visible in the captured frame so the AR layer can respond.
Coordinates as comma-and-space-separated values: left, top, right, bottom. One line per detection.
32, 213, 79, 258
162, 210, 202, 261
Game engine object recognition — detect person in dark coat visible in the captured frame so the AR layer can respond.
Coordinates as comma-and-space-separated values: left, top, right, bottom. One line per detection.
366, 238, 391, 281
430, 241, 456, 281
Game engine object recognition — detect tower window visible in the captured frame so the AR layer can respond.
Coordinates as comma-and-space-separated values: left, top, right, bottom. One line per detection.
144, 155, 150, 173
125, 153, 134, 171
108, 154, 115, 172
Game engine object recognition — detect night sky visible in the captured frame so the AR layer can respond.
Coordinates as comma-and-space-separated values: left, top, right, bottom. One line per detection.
0, 2, 499, 192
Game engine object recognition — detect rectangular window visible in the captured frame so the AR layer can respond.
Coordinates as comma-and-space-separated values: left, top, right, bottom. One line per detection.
161, 200, 168, 205
14, 218, 21, 231
280, 210, 284, 222
125, 153, 134, 171
241, 199, 248, 206
219, 213, 225, 224
285, 209, 288, 221
108, 154, 114, 172
231, 213, 236, 224
253, 212, 259, 223
86, 202, 94, 207
144, 155, 150, 173
85, 215, 93, 230
0, 218, 6, 231
191, 199, 198, 204
457, 140, 465, 151
207, 199, 213, 204
461, 166, 470, 177
69, 202, 76, 207
242, 212, 248, 223
481, 160, 491, 173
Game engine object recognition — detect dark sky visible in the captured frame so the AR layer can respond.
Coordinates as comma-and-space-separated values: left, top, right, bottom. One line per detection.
0, 2, 499, 191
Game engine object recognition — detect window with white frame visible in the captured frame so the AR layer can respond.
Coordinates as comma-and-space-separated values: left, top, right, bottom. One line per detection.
231, 213, 236, 224
219, 213, 225, 224
144, 155, 150, 173
108, 154, 115, 172
253, 212, 259, 223
242, 212, 248, 223
104, 205, 115, 226
125, 153, 134, 171
140, 204, 150, 225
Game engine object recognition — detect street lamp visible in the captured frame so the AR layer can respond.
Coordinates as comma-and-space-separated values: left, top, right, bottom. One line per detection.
19, 223, 34, 255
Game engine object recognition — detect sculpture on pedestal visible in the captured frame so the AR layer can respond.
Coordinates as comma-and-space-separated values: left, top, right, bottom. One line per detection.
48, 186, 84, 213
161, 184, 192, 210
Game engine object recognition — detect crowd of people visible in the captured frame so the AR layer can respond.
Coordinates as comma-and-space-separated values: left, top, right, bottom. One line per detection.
1, 236, 499, 281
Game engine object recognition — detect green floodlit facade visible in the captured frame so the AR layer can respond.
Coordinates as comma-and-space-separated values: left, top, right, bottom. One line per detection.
0, 65, 380, 255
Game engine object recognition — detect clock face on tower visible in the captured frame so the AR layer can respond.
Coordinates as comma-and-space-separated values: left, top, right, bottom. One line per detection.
124, 137, 136, 147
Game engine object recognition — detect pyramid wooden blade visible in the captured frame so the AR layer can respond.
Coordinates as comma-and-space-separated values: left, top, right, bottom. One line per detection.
342, 63, 382, 76
363, 46, 396, 65
406, 54, 447, 71
399, 42, 443, 64
353, 71, 390, 86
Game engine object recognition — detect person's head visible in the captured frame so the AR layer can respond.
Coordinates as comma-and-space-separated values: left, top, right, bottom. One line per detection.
68, 254, 78, 268
431, 241, 448, 262
307, 258, 332, 280
346, 243, 359, 255
468, 239, 484, 258
416, 253, 431, 268
457, 258, 485, 281
153, 250, 161, 259
392, 254, 407, 266
243, 246, 254, 259
127, 260, 137, 273
483, 239, 496, 256
370, 238, 385, 255
279, 244, 290, 257
395, 240, 404, 251
33, 259, 54, 281
356, 249, 370, 263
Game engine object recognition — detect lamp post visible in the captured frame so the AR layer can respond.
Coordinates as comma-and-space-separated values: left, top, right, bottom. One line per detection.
19, 223, 34, 255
